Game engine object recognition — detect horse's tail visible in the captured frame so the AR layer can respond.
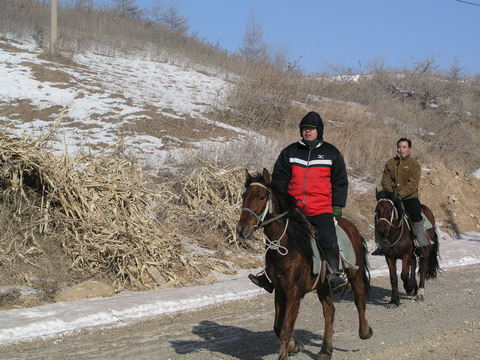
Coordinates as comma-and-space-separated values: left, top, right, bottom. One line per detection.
426, 230, 441, 279
360, 235, 371, 296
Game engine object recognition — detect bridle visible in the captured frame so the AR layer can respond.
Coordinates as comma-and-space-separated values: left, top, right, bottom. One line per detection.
240, 182, 289, 255
375, 198, 405, 247
241, 182, 289, 229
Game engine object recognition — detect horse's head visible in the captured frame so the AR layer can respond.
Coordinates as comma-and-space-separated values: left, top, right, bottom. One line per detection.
236, 168, 272, 239
375, 189, 398, 235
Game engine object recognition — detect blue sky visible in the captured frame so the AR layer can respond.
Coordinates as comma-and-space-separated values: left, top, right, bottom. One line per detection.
136, 0, 480, 75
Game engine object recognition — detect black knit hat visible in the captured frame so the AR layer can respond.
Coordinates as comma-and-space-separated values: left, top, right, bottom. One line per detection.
299, 111, 324, 140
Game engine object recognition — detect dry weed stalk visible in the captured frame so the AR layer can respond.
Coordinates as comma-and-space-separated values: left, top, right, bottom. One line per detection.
0, 122, 196, 291
0, 123, 263, 294
155, 160, 260, 249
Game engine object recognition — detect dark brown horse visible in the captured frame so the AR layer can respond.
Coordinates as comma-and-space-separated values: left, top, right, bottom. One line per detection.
236, 169, 372, 360
374, 189, 440, 307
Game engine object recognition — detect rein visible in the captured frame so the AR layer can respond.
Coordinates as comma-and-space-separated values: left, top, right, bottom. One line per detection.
375, 198, 405, 247
241, 182, 289, 255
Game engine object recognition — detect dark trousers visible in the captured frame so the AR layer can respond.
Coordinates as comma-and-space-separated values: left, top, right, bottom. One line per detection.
307, 213, 337, 246
403, 197, 422, 222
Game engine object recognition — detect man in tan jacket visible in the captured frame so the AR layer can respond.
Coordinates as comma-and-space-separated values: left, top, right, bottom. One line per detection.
372, 138, 429, 257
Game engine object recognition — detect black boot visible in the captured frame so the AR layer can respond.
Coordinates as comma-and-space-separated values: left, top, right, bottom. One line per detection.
323, 243, 348, 294
248, 272, 274, 293
414, 246, 425, 258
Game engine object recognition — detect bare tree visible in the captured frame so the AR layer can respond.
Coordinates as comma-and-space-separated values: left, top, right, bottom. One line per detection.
71, 0, 94, 11
412, 56, 439, 73
238, 10, 268, 61
148, 0, 165, 24
447, 58, 465, 79
112, 0, 144, 19
160, 0, 189, 34
268, 44, 293, 71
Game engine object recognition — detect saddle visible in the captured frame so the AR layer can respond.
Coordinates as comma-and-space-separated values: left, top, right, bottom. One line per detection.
402, 208, 434, 247
309, 224, 357, 276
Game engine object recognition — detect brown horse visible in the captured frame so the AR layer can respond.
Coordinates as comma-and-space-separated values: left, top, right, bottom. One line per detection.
374, 189, 440, 307
236, 169, 372, 360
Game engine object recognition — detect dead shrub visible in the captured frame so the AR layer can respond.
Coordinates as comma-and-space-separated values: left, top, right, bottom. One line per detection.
0, 288, 20, 309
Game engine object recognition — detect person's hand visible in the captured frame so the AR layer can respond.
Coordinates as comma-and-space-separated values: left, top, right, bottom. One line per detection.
332, 206, 342, 220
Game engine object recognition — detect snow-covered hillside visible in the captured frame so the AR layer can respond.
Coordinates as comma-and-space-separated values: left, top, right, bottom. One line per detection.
0, 37, 278, 171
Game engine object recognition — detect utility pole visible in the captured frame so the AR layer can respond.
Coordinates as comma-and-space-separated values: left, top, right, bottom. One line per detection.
50, 0, 57, 55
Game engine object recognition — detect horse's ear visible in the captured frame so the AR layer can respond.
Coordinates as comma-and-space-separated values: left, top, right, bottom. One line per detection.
262, 168, 272, 184
245, 169, 252, 182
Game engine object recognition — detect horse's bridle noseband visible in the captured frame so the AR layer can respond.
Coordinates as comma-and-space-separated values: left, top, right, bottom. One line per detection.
240, 182, 289, 255
241, 182, 288, 229
375, 199, 400, 228
375, 198, 405, 246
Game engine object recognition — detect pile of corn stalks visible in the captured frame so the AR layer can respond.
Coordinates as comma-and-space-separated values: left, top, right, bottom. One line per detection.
0, 127, 190, 291
155, 161, 248, 246
0, 120, 261, 292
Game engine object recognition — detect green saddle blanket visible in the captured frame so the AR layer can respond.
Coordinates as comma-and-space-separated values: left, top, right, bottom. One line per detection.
422, 213, 433, 230
403, 213, 433, 231
310, 224, 357, 275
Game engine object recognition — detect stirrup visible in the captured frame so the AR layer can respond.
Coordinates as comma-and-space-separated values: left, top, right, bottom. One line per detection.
248, 272, 274, 293
329, 273, 348, 294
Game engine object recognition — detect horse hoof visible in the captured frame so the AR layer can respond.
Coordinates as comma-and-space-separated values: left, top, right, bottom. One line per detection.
288, 340, 304, 354
360, 326, 373, 340
387, 302, 399, 309
416, 294, 425, 302
315, 353, 332, 360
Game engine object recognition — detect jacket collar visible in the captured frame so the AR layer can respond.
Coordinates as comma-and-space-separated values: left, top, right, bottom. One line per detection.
299, 139, 323, 149
396, 154, 411, 161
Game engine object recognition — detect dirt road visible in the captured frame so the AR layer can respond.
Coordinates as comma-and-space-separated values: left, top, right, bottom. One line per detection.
2, 265, 480, 360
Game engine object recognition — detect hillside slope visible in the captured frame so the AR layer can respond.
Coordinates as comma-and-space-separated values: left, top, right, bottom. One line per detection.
0, 37, 264, 172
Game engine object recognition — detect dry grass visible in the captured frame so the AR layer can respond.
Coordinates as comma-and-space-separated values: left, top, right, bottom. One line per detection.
153, 158, 262, 251
0, 115, 194, 293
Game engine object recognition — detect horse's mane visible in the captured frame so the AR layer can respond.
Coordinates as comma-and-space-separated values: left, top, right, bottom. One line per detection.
376, 189, 404, 218
246, 173, 313, 261
376, 189, 394, 201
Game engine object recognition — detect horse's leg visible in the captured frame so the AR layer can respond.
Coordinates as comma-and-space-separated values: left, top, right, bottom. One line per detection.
273, 290, 285, 338
346, 267, 373, 340
411, 255, 418, 295
275, 288, 304, 360
401, 254, 417, 295
386, 257, 400, 308
416, 246, 430, 302
315, 285, 335, 360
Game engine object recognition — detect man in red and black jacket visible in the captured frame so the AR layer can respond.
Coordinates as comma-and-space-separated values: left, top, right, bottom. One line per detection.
249, 111, 348, 293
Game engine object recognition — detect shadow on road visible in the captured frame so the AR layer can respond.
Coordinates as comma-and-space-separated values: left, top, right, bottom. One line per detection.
170, 320, 323, 359
334, 284, 423, 306
169, 283, 420, 358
